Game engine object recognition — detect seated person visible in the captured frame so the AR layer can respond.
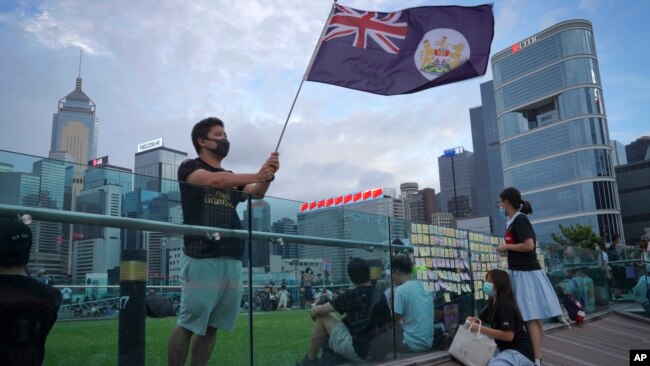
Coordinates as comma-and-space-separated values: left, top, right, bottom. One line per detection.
297, 258, 391, 365
467, 269, 534, 366
391, 255, 434, 352
632, 264, 650, 314
0, 217, 62, 365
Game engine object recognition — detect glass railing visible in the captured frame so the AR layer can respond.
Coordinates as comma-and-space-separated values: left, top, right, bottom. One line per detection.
1, 149, 647, 366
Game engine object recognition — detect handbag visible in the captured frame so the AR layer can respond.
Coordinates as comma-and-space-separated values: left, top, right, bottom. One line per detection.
625, 266, 636, 279
448, 319, 497, 366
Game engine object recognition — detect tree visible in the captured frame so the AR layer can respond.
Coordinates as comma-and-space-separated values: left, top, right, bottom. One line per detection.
551, 224, 601, 250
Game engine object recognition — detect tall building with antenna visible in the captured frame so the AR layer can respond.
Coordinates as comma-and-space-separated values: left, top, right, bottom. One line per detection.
50, 50, 99, 165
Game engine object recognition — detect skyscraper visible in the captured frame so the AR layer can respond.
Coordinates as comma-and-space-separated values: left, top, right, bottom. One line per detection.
50, 64, 99, 165
400, 182, 419, 222
73, 183, 122, 279
609, 140, 627, 167
615, 160, 650, 243
625, 136, 650, 164
437, 148, 477, 218
298, 194, 399, 282
242, 199, 272, 268
400, 182, 436, 224
32, 159, 68, 279
271, 218, 299, 259
470, 80, 506, 232
134, 140, 187, 201
133, 141, 187, 277
492, 20, 622, 242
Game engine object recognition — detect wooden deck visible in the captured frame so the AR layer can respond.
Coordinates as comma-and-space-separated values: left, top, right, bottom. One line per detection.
377, 312, 650, 366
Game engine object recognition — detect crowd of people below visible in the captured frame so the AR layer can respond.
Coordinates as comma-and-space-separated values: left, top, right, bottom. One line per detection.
1, 210, 649, 366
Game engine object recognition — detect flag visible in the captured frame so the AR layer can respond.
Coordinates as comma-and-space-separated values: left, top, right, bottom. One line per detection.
306, 4, 494, 95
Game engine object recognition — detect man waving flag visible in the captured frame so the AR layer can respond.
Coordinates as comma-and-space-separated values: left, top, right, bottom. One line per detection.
306, 3, 494, 96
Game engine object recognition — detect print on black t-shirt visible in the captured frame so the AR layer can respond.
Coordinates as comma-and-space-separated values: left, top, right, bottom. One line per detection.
505, 214, 541, 271
479, 301, 534, 362
178, 158, 247, 259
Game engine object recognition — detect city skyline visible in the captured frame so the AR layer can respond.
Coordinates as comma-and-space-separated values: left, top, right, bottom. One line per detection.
1, 0, 649, 203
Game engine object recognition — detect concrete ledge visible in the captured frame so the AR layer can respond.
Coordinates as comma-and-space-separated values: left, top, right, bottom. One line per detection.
378, 311, 635, 366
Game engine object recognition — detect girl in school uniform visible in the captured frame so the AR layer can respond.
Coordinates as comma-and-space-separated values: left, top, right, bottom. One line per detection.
467, 269, 534, 366
495, 187, 561, 366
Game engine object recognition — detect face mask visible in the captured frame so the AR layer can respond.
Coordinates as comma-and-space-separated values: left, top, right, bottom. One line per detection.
204, 138, 229, 158
482, 282, 495, 296
498, 207, 506, 218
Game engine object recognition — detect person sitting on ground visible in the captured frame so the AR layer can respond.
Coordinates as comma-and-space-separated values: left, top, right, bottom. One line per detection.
0, 217, 62, 365
391, 254, 434, 352
467, 269, 534, 366
297, 258, 391, 365
632, 264, 650, 314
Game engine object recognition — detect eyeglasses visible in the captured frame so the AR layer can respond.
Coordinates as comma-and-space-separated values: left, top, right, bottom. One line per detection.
495, 200, 503, 208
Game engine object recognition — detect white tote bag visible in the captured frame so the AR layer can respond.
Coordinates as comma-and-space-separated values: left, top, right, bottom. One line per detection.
448, 319, 497, 366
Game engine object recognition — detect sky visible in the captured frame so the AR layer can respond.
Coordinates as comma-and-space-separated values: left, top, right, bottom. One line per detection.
1, 0, 649, 204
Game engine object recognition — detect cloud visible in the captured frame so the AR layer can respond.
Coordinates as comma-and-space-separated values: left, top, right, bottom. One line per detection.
19, 6, 111, 56
1, 0, 647, 208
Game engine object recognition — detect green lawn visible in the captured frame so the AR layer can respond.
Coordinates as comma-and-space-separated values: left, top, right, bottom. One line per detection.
45, 309, 313, 366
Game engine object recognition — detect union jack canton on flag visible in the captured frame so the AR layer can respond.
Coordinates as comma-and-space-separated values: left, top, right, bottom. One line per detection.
306, 3, 494, 96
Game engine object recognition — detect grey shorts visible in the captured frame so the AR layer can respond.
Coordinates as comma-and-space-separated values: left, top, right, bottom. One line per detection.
329, 323, 363, 363
177, 255, 243, 335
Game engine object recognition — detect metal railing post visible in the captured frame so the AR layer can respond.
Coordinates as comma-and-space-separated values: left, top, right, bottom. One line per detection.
118, 249, 147, 366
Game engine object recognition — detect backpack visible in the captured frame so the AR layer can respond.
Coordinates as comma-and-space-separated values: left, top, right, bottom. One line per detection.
562, 293, 582, 321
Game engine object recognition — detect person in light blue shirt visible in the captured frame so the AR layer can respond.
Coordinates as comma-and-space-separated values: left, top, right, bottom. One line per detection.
391, 255, 434, 352
632, 264, 650, 314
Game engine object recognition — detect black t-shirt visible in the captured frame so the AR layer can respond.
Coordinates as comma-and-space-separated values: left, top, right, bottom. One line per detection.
178, 158, 247, 259
505, 214, 541, 271
330, 285, 392, 359
0, 274, 62, 366
479, 301, 534, 362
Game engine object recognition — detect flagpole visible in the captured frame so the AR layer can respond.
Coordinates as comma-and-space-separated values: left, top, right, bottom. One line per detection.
274, 1, 337, 152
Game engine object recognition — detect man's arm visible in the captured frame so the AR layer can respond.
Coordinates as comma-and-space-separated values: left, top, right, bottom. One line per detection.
393, 313, 403, 326
184, 152, 279, 193
186, 169, 270, 189
243, 152, 280, 198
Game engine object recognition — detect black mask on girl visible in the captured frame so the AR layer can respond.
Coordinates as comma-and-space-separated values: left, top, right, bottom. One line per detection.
204, 138, 230, 158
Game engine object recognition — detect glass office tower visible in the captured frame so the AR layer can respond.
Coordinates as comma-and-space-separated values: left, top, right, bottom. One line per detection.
134, 145, 187, 201
491, 20, 623, 242
51, 76, 99, 165
471, 80, 506, 233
